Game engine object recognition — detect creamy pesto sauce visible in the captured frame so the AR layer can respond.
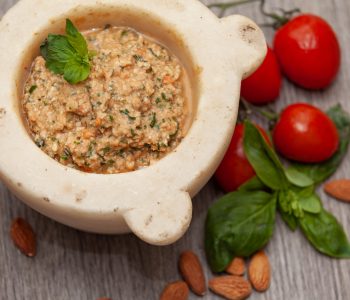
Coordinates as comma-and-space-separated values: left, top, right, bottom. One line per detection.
22, 26, 189, 173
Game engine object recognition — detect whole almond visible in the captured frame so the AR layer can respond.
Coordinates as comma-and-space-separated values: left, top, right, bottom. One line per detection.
160, 281, 189, 300
10, 217, 36, 257
324, 179, 350, 202
179, 250, 206, 296
97, 298, 112, 300
248, 250, 270, 292
226, 257, 245, 276
209, 275, 251, 300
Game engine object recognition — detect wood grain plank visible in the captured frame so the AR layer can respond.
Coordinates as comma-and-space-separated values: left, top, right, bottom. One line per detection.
1, 0, 349, 299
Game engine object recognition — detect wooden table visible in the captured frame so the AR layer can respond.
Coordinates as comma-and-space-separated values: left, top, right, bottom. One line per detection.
1, 0, 349, 299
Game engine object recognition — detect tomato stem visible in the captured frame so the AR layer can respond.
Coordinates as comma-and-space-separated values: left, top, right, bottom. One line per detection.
240, 99, 279, 128
208, 0, 261, 17
259, 0, 300, 29
207, 0, 300, 28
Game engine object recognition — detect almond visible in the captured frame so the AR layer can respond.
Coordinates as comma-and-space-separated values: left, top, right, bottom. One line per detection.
160, 281, 189, 300
226, 257, 246, 276
248, 250, 270, 292
179, 250, 206, 296
10, 217, 36, 257
209, 275, 252, 300
324, 179, 350, 203
97, 298, 112, 300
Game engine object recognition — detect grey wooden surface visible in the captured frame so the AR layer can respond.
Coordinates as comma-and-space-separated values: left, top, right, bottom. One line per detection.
1, 0, 350, 299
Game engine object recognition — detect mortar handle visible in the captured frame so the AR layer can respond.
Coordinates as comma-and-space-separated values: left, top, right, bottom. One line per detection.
221, 14, 267, 79
122, 190, 192, 246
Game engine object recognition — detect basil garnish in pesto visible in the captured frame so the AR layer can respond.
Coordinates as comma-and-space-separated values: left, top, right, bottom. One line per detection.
40, 19, 92, 84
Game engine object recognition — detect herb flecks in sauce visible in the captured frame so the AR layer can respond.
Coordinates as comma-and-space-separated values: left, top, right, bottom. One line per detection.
119, 109, 136, 121
29, 85, 37, 94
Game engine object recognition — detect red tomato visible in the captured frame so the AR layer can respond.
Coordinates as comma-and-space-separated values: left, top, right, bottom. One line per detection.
241, 46, 282, 105
273, 103, 339, 163
274, 14, 341, 90
215, 123, 270, 192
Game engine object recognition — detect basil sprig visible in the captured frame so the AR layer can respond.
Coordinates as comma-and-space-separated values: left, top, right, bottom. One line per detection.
40, 19, 92, 84
205, 108, 350, 272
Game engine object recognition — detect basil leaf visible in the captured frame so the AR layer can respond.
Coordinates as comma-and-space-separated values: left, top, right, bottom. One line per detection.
41, 34, 75, 74
65, 19, 88, 57
205, 190, 276, 272
284, 167, 314, 188
298, 192, 322, 214
295, 184, 314, 197
292, 104, 350, 184
64, 58, 90, 84
46, 58, 65, 75
40, 39, 49, 60
46, 34, 75, 61
40, 19, 91, 84
243, 121, 288, 190
299, 209, 350, 258
288, 185, 322, 214
238, 176, 267, 192
279, 210, 298, 231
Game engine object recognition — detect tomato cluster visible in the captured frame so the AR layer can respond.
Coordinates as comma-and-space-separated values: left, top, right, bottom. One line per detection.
215, 13, 341, 192
242, 13, 341, 104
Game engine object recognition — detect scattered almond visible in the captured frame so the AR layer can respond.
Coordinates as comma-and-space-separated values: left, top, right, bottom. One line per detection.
179, 250, 206, 296
226, 257, 245, 276
248, 250, 270, 292
10, 217, 36, 257
97, 298, 111, 300
160, 281, 189, 300
209, 275, 252, 300
324, 179, 350, 203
